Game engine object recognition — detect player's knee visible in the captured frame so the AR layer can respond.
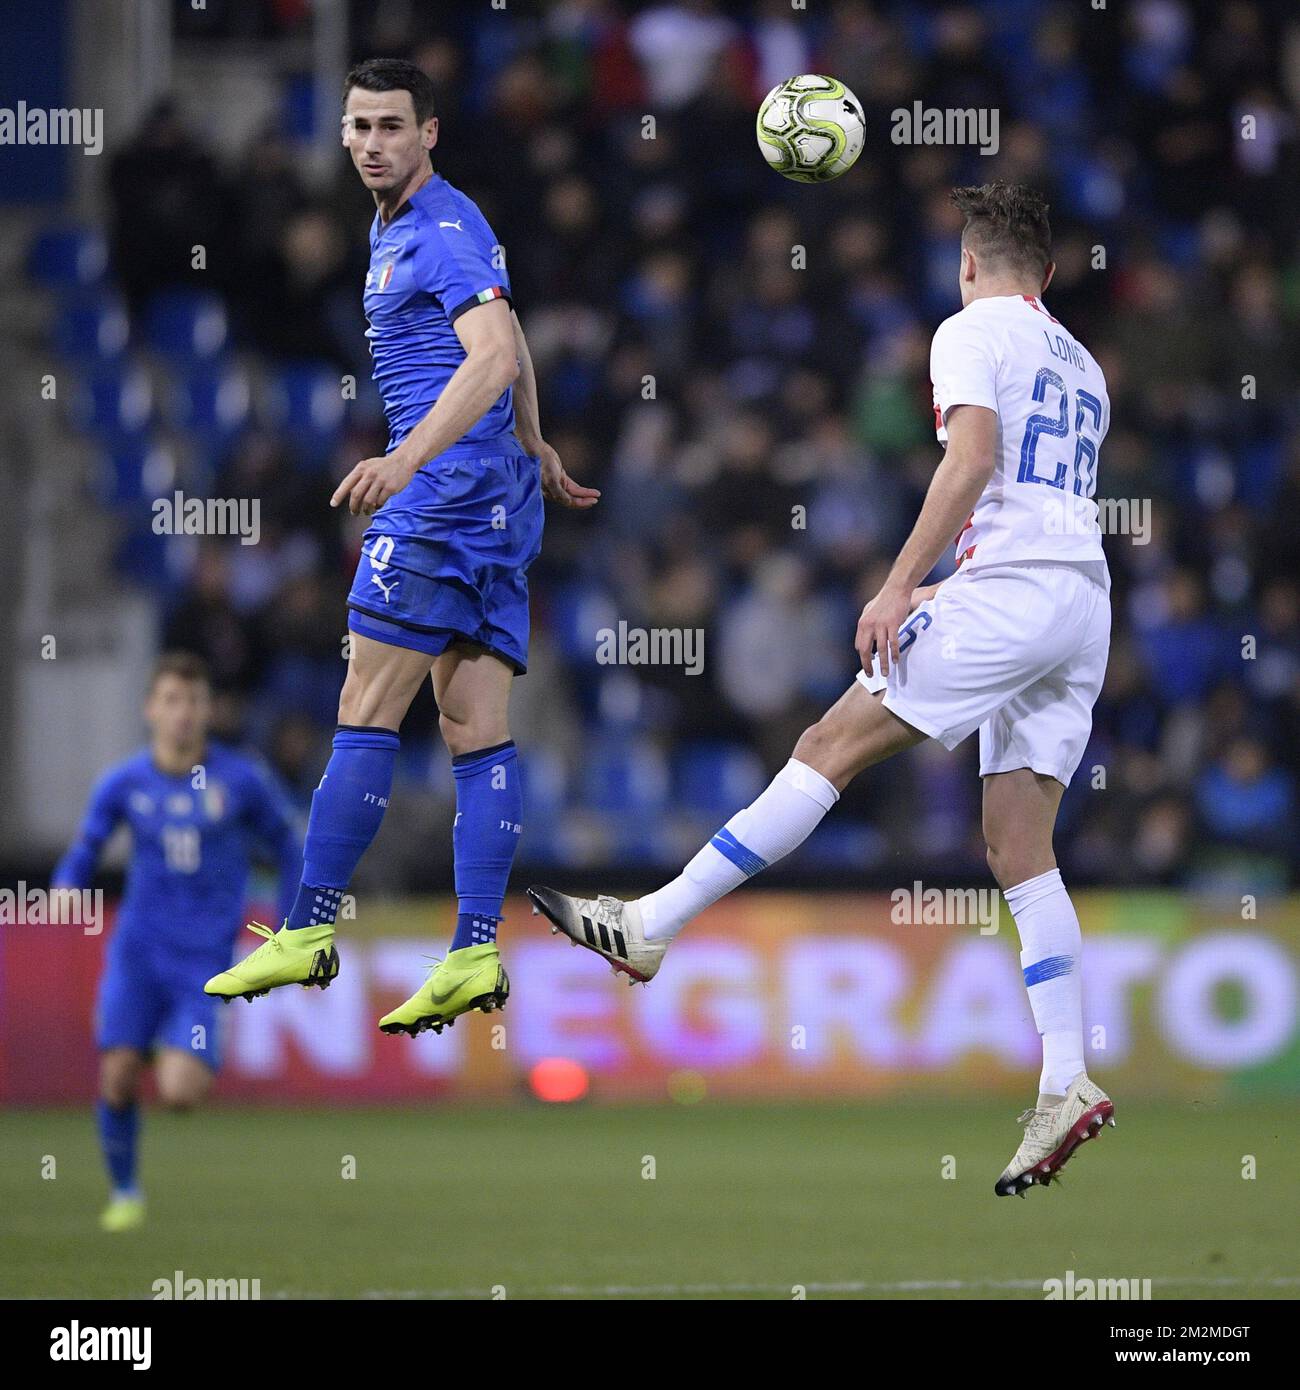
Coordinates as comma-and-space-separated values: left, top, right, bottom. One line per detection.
335, 650, 417, 728
158, 1093, 197, 1114
986, 838, 1053, 890
985, 840, 1008, 888
157, 1074, 208, 1111
100, 1078, 138, 1108
792, 718, 831, 772
100, 1056, 141, 1107
337, 669, 378, 726
438, 709, 508, 758
793, 712, 864, 789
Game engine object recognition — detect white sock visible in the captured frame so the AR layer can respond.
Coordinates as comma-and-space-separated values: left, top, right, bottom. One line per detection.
1004, 867, 1085, 1097
638, 759, 839, 941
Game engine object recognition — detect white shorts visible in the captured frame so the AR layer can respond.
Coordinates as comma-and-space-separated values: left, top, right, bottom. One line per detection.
856, 560, 1111, 786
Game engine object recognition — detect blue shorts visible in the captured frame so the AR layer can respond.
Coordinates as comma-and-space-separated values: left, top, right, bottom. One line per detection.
96, 935, 230, 1071
346, 451, 544, 674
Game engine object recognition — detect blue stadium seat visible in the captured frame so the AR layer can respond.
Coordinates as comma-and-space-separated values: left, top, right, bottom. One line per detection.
392, 735, 444, 788
261, 655, 347, 729
788, 820, 887, 871
579, 735, 670, 815
610, 815, 679, 866
95, 436, 178, 508
114, 519, 174, 589
521, 744, 570, 817
170, 362, 253, 456
53, 293, 129, 361
673, 741, 768, 820
142, 290, 229, 361
27, 226, 108, 289
547, 581, 618, 665
263, 360, 347, 467
73, 364, 155, 437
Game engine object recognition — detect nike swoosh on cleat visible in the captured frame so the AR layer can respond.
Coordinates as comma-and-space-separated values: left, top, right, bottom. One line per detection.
427, 978, 485, 1007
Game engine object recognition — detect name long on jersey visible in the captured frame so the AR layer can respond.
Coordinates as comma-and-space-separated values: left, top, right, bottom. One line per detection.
929, 293, 1111, 570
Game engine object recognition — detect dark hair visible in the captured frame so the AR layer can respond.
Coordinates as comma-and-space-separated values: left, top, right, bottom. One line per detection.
951, 182, 1052, 279
149, 650, 210, 691
343, 58, 437, 125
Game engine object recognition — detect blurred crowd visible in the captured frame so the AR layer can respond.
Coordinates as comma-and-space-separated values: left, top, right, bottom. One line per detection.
70, 0, 1300, 888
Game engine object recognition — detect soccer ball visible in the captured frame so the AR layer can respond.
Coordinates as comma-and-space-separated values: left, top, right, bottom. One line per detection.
756, 74, 865, 183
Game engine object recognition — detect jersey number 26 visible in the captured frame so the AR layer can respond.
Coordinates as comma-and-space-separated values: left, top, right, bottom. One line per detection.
1018, 367, 1102, 498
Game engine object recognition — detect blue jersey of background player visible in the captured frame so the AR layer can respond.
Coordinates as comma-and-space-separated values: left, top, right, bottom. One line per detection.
52, 652, 299, 1231
209, 58, 599, 1039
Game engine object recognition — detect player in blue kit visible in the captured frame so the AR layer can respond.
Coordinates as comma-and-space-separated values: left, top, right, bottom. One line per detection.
206, 59, 598, 1034
52, 653, 300, 1231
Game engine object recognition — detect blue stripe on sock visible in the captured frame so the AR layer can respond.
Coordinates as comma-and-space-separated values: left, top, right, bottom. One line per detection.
1023, 954, 1074, 988
709, 827, 768, 878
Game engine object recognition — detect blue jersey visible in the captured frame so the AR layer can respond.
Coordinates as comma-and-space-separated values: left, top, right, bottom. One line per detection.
363, 173, 523, 461
52, 742, 300, 954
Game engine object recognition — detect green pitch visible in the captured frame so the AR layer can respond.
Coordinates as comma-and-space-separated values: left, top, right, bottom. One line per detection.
2, 1101, 1297, 1299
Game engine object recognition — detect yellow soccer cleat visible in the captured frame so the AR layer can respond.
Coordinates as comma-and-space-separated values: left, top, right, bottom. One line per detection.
99, 1193, 145, 1233
378, 943, 509, 1037
204, 921, 339, 1003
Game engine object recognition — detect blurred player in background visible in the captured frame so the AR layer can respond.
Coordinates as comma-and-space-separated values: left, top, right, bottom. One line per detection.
205, 59, 598, 1036
532, 183, 1116, 1198
52, 653, 300, 1231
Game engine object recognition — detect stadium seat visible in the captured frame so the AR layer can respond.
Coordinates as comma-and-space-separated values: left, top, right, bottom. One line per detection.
113, 517, 176, 589
142, 289, 230, 361
26, 226, 108, 290
94, 435, 178, 508
52, 293, 130, 362
788, 819, 887, 870
546, 581, 620, 665
261, 655, 348, 729
169, 361, 254, 459
263, 360, 347, 468
579, 735, 670, 815
673, 741, 768, 819
72, 364, 155, 437
520, 744, 570, 817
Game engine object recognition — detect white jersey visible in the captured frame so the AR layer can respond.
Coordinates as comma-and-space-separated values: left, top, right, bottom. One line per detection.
929, 294, 1110, 571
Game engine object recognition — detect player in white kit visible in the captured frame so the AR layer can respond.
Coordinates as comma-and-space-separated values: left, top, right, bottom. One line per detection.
530, 184, 1116, 1197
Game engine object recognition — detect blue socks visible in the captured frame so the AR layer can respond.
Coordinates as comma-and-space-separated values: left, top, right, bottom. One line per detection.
286, 725, 400, 931
283, 725, 521, 951
96, 1099, 139, 1196
450, 740, 522, 951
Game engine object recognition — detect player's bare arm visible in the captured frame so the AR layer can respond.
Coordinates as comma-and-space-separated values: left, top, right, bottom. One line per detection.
855, 403, 998, 675
510, 308, 599, 510
331, 296, 520, 516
